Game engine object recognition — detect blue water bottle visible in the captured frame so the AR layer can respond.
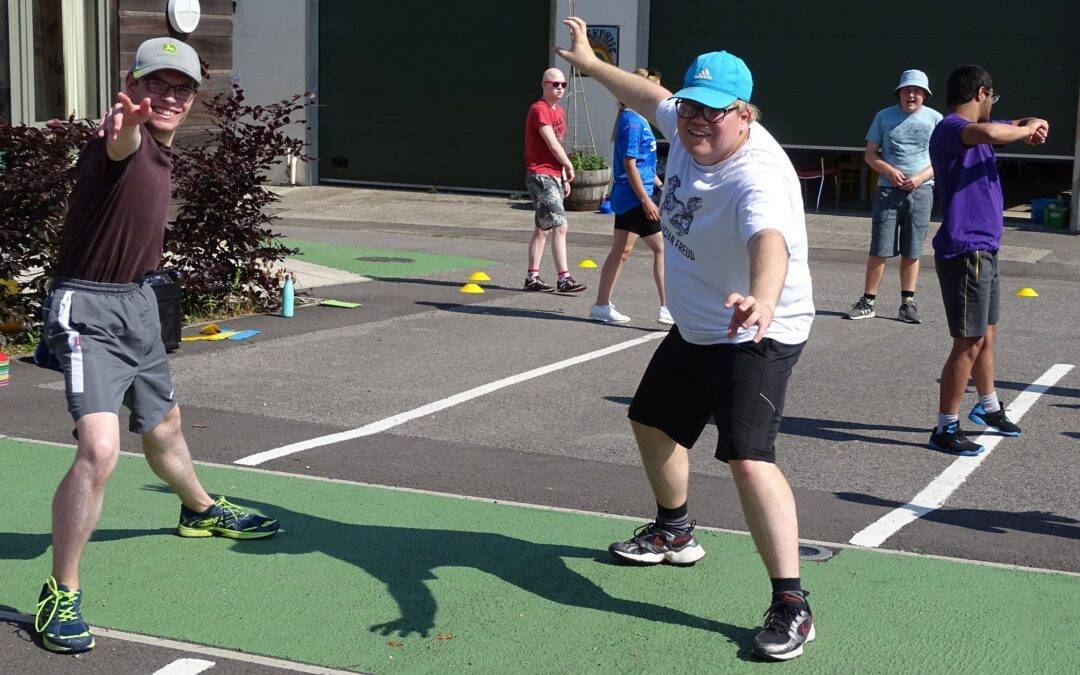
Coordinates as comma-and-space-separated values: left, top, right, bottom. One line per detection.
281, 274, 295, 318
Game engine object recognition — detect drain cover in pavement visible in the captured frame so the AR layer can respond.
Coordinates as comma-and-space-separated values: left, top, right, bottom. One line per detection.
798, 544, 835, 562
355, 256, 415, 263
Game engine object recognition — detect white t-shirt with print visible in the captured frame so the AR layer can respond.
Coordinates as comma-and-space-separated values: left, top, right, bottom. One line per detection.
654, 98, 814, 345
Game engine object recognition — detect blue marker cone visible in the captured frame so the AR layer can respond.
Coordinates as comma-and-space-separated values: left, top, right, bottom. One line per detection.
281, 274, 295, 318
598, 199, 612, 214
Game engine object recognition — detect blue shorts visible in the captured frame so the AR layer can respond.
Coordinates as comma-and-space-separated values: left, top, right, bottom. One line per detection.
870, 184, 933, 259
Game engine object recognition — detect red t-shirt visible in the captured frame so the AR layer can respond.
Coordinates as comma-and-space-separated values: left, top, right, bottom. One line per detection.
523, 100, 566, 177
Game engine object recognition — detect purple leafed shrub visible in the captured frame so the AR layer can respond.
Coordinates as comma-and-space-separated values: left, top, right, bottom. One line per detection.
167, 84, 309, 315
0, 118, 95, 339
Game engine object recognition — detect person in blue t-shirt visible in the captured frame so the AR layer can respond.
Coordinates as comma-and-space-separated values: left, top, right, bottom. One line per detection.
588, 68, 671, 326
846, 69, 942, 325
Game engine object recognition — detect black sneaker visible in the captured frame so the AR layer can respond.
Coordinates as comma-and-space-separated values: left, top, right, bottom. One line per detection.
968, 403, 1021, 436
898, 299, 921, 324
556, 275, 587, 293
177, 496, 280, 539
523, 276, 553, 292
928, 422, 986, 456
608, 521, 705, 565
845, 296, 875, 320
753, 592, 815, 661
35, 577, 95, 653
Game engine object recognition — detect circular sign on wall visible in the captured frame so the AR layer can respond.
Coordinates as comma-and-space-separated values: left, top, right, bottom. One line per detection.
167, 0, 201, 34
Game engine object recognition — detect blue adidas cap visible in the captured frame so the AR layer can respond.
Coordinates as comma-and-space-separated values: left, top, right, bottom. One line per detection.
671, 51, 753, 109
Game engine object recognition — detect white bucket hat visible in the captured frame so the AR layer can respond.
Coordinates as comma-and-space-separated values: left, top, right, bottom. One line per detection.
894, 69, 931, 98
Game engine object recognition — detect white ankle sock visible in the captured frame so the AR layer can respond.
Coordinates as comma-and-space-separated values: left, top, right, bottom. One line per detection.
936, 413, 959, 432
979, 392, 1000, 413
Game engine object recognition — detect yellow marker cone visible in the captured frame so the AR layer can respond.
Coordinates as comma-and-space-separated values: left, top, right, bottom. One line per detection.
578, 258, 598, 268
1016, 287, 1039, 298
459, 283, 485, 294
468, 271, 492, 282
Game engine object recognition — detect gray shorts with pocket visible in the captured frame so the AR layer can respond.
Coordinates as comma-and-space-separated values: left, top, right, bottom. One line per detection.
44, 278, 175, 433
870, 184, 933, 259
525, 172, 567, 231
934, 250, 999, 338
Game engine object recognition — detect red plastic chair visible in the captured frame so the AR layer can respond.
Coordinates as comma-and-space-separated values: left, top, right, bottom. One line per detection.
795, 158, 838, 212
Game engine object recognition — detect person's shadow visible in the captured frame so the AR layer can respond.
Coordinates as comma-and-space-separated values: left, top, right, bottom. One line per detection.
0, 488, 757, 657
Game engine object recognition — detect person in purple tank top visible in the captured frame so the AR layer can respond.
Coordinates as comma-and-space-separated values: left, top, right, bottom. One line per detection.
926, 65, 1048, 456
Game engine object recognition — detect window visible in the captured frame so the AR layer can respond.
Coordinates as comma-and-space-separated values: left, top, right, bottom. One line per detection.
3, 0, 106, 124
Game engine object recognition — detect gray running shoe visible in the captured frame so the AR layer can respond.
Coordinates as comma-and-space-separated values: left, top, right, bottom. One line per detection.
898, 299, 921, 324
846, 296, 875, 320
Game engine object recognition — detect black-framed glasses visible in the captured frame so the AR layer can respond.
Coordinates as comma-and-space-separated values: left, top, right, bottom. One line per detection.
675, 98, 738, 123
142, 77, 198, 102
984, 87, 1000, 105
543, 81, 567, 89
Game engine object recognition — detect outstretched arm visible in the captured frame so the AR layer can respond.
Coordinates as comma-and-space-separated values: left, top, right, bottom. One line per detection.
961, 117, 1048, 146
555, 17, 671, 128
97, 91, 152, 161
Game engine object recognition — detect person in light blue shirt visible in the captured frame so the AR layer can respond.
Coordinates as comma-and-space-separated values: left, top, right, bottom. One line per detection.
847, 69, 943, 325
589, 68, 670, 325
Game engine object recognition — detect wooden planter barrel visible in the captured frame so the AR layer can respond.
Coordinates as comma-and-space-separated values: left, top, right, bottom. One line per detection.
565, 167, 611, 212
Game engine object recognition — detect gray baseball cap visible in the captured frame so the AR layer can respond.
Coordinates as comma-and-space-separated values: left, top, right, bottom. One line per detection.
131, 38, 202, 84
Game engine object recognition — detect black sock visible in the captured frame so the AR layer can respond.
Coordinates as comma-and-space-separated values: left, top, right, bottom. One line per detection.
770, 577, 804, 599
863, 293, 876, 302
656, 501, 689, 531
901, 290, 915, 301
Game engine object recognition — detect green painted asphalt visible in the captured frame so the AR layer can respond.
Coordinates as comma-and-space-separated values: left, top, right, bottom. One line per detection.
1, 438, 1076, 673
282, 238, 497, 279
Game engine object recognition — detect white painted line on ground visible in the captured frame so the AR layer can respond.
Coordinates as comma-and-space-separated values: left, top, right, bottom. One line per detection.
5, 434, 1078, 577
849, 363, 1074, 548
234, 330, 668, 466
0, 610, 356, 674
154, 658, 216, 675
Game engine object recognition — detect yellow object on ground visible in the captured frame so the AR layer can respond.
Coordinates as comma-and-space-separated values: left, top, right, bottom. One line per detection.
182, 331, 238, 342
578, 259, 598, 268
468, 271, 492, 282
200, 323, 222, 335
459, 283, 484, 294
1016, 287, 1039, 298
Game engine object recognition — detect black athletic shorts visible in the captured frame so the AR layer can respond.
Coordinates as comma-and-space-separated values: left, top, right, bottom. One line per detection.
935, 250, 999, 338
628, 326, 804, 463
613, 188, 662, 237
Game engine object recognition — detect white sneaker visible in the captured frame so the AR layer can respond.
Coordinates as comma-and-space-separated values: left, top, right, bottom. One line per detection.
657, 306, 674, 325
589, 303, 631, 324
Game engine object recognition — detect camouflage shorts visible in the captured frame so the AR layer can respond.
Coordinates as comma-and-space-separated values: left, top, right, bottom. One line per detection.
525, 173, 567, 231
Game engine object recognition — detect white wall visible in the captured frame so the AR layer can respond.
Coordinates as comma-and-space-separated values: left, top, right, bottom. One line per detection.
232, 0, 311, 185
550, 0, 650, 168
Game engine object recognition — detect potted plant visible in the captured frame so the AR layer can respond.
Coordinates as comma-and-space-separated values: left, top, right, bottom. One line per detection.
564, 150, 611, 211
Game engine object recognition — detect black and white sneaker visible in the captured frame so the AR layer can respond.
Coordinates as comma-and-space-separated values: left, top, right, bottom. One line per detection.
608, 521, 705, 565
846, 296, 875, 320
556, 275, 587, 293
928, 422, 986, 456
753, 592, 815, 661
968, 403, 1021, 436
898, 299, 921, 324
523, 276, 553, 292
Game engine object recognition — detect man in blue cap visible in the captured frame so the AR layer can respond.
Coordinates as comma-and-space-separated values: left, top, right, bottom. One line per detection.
847, 69, 942, 323
558, 17, 816, 661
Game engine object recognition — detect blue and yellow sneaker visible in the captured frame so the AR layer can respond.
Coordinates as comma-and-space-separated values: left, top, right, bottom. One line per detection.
35, 577, 95, 653
177, 496, 280, 539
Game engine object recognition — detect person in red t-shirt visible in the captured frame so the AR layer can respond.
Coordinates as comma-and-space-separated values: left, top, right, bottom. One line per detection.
523, 68, 586, 293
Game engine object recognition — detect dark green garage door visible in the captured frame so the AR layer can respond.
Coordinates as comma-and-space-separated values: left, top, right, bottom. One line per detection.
318, 1, 550, 190
650, 0, 1079, 158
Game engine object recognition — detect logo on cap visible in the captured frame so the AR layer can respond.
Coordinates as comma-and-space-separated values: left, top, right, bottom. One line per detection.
693, 68, 712, 81
162, 43, 178, 55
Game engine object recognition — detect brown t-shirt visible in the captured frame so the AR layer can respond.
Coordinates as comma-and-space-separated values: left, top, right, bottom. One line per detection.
54, 126, 173, 283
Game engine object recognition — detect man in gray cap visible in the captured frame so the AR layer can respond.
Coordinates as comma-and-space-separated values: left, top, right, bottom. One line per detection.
34, 38, 280, 655
847, 69, 942, 324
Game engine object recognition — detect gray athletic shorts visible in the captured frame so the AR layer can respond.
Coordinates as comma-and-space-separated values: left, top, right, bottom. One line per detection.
43, 277, 176, 433
934, 250, 1000, 338
870, 184, 933, 259
525, 172, 567, 231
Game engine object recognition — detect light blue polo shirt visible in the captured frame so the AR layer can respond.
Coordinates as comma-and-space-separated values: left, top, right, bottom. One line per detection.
866, 105, 943, 187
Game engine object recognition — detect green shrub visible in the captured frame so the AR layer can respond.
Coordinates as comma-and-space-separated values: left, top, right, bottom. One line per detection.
568, 150, 609, 172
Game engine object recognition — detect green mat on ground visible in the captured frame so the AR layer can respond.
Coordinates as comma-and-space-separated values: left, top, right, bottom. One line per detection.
282, 239, 497, 279
1, 438, 1076, 672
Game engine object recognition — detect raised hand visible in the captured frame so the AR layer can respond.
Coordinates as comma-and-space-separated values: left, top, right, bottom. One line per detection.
98, 92, 152, 140
555, 17, 599, 71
